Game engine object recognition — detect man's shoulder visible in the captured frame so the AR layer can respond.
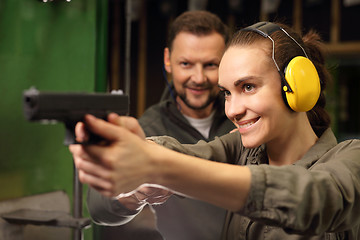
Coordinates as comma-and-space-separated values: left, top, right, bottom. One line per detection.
138, 100, 176, 136
139, 103, 163, 120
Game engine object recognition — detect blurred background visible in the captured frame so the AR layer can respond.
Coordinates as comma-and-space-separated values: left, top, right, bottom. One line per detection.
0, 0, 359, 239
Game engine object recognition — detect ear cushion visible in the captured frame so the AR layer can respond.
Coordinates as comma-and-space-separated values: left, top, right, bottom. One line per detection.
283, 56, 320, 112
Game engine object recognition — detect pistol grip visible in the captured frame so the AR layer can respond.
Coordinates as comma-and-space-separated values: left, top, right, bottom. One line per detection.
64, 122, 77, 145
64, 121, 104, 145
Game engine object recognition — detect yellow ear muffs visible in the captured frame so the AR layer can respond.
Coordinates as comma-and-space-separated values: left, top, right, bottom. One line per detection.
240, 22, 322, 112
283, 56, 320, 112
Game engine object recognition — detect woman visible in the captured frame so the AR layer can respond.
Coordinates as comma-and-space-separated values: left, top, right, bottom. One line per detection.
69, 22, 360, 239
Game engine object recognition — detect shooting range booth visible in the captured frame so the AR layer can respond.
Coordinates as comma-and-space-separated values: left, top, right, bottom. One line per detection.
1, 0, 360, 240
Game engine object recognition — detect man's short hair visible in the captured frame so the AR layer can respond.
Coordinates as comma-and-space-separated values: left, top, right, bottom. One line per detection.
167, 10, 229, 51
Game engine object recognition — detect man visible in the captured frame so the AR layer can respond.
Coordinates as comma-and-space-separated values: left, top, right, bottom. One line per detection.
138, 10, 234, 240
88, 10, 234, 240
140, 10, 232, 140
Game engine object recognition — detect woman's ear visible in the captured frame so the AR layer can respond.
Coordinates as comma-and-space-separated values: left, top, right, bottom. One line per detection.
164, 48, 171, 73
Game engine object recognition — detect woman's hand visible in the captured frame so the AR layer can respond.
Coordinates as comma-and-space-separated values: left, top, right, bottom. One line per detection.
69, 113, 161, 198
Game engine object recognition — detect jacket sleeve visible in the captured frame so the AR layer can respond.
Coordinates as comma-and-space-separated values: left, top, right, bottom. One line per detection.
87, 136, 239, 225
241, 139, 360, 235
148, 131, 242, 164
87, 187, 142, 226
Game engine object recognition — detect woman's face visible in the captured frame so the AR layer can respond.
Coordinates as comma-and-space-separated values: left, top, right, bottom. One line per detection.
218, 43, 294, 148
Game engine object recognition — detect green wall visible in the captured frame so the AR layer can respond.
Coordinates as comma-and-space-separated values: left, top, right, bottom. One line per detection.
0, 0, 106, 238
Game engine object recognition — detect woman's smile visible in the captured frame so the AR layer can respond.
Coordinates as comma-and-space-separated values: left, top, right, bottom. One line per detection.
235, 117, 261, 133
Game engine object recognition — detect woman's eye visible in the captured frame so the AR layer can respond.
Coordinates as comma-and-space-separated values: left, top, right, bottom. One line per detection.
223, 90, 231, 97
243, 84, 254, 92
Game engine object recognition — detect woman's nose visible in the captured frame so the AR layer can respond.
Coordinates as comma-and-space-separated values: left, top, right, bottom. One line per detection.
226, 96, 246, 121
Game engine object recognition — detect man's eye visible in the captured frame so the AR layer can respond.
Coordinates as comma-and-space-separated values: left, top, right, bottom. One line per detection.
180, 62, 189, 67
205, 63, 218, 68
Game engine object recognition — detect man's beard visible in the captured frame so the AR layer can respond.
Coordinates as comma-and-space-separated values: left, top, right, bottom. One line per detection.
178, 91, 218, 110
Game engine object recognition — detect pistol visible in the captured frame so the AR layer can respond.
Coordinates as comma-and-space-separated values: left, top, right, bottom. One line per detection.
23, 87, 129, 145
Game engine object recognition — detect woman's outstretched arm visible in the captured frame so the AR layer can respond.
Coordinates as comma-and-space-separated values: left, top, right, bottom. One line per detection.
69, 113, 251, 212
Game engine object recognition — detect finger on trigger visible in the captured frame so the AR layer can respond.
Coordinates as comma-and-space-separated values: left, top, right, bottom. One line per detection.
108, 115, 146, 138
84, 114, 125, 142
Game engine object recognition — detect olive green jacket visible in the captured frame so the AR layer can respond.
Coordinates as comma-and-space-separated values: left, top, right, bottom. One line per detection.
151, 128, 360, 239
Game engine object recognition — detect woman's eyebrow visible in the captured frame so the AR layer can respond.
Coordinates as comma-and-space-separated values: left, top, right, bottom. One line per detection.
234, 76, 258, 86
233, 79, 245, 87
218, 84, 225, 89
218, 79, 245, 90
218, 76, 258, 89
218, 84, 228, 91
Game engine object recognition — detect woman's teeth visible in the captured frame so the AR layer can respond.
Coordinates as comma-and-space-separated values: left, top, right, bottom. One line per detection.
238, 119, 258, 128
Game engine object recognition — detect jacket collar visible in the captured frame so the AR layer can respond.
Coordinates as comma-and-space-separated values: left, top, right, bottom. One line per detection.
248, 128, 337, 168
294, 128, 338, 168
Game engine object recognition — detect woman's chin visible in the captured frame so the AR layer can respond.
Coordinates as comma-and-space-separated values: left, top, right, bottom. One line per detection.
241, 137, 262, 149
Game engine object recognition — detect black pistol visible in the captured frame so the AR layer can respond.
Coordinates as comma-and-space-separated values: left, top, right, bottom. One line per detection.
23, 87, 129, 145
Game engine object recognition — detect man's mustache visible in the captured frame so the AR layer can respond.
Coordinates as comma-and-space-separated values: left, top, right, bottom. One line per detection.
183, 81, 213, 89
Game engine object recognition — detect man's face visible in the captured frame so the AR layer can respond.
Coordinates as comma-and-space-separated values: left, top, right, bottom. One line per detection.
164, 31, 225, 110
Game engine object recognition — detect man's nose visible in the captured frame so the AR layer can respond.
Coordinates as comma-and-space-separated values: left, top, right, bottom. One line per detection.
191, 65, 206, 84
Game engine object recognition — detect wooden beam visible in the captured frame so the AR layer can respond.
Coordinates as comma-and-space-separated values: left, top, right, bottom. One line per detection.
259, 3, 269, 22
109, 1, 121, 90
330, 0, 341, 43
136, 0, 147, 117
325, 42, 360, 56
293, 0, 302, 33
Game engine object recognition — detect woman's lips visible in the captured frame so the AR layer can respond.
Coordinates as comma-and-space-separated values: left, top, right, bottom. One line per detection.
236, 117, 260, 129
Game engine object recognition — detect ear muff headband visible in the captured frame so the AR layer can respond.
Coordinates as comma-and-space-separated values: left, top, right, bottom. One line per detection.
241, 22, 320, 112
